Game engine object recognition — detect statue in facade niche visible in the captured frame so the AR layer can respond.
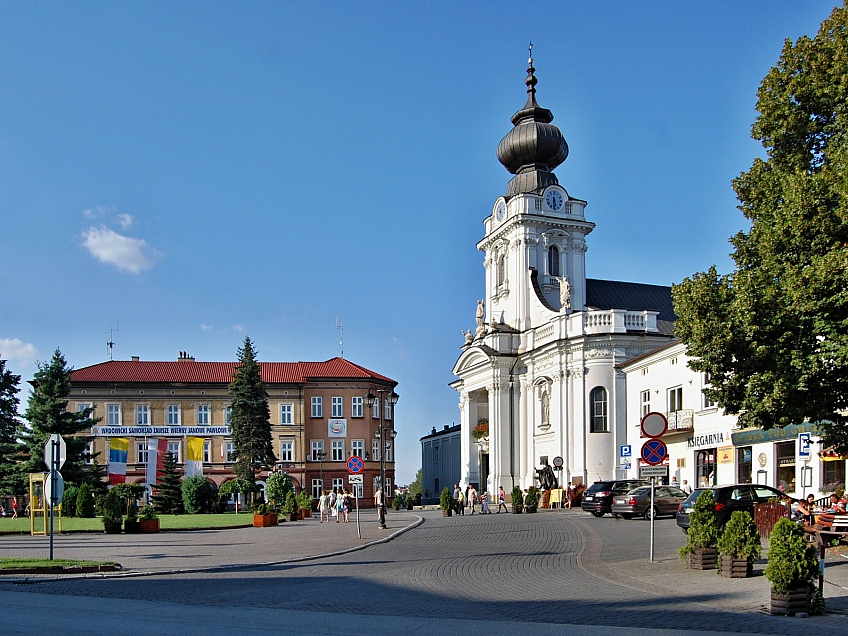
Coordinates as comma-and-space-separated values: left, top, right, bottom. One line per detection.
475, 299, 487, 339
536, 462, 558, 490
559, 275, 571, 312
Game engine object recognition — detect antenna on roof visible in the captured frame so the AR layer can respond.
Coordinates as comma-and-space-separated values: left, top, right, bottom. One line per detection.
336, 317, 344, 358
107, 318, 119, 361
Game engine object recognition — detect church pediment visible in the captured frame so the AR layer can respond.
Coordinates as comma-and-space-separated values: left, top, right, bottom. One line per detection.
452, 347, 496, 376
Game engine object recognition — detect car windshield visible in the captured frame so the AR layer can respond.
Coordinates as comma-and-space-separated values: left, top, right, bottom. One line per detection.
684, 488, 717, 504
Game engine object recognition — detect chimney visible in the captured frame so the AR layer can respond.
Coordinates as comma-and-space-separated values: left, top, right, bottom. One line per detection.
131, 356, 140, 362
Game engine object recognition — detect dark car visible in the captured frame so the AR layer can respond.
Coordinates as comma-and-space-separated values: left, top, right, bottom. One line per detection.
581, 479, 650, 517
611, 485, 689, 520
676, 484, 785, 532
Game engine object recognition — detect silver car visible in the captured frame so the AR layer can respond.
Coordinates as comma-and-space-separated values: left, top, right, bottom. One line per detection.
611, 485, 689, 520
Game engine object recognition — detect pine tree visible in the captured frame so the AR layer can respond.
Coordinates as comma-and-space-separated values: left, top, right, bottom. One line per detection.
0, 358, 24, 495
151, 451, 184, 514
228, 337, 275, 486
83, 458, 108, 497
19, 349, 99, 487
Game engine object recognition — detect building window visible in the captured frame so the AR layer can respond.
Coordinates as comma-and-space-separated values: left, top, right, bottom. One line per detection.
497, 254, 506, 287
312, 479, 323, 499
351, 439, 364, 458
776, 441, 796, 493
136, 441, 148, 464
822, 459, 846, 491
385, 439, 393, 462
434, 445, 440, 464
351, 396, 363, 418
224, 406, 232, 426
281, 403, 293, 425
280, 440, 294, 462
107, 404, 121, 426
702, 372, 717, 409
384, 399, 392, 420
76, 402, 91, 413
331, 439, 344, 461
85, 441, 94, 465
352, 483, 363, 498
371, 399, 380, 419
311, 439, 324, 462
225, 441, 235, 462
167, 440, 181, 463
667, 386, 683, 413
372, 439, 381, 462
737, 446, 753, 484
535, 198, 543, 211
197, 404, 210, 425
203, 439, 211, 463
548, 245, 560, 277
332, 477, 344, 492
167, 405, 180, 425
311, 397, 322, 418
589, 387, 608, 432
136, 404, 149, 426
640, 390, 651, 418
331, 396, 343, 418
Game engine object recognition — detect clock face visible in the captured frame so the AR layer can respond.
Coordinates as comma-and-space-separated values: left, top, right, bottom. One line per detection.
545, 190, 564, 211
495, 200, 506, 222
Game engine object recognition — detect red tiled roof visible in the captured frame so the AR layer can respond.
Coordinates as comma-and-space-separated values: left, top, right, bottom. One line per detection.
70, 357, 394, 385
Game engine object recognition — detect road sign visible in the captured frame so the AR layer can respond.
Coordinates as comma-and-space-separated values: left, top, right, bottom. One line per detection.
620, 445, 632, 458
347, 455, 364, 474
641, 438, 668, 466
799, 432, 812, 458
552, 456, 563, 468
641, 466, 669, 478
621, 461, 632, 470
44, 433, 66, 470
640, 412, 668, 438
45, 470, 64, 506
348, 474, 363, 484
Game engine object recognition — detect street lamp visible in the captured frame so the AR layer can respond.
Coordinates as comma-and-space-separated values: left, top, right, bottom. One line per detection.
367, 388, 399, 530
316, 449, 326, 494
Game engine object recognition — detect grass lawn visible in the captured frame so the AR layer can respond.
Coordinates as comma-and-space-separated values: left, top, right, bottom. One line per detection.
0, 512, 255, 534
0, 557, 117, 569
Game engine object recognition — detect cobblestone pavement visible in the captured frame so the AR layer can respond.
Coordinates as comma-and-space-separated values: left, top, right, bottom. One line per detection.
2, 509, 848, 634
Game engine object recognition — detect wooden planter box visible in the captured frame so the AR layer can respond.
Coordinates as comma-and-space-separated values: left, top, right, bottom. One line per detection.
442, 508, 452, 517
253, 513, 277, 527
124, 519, 141, 534
525, 506, 538, 514
139, 518, 160, 533
512, 507, 523, 514
103, 519, 122, 534
770, 584, 811, 616
719, 555, 752, 578
688, 548, 718, 570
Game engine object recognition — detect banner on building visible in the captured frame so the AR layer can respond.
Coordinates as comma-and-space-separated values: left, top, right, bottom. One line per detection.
185, 436, 204, 478
108, 437, 129, 485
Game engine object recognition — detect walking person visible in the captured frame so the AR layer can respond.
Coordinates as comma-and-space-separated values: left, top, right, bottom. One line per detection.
374, 486, 384, 520
564, 482, 573, 509
468, 484, 478, 515
457, 488, 465, 515
318, 490, 329, 523
453, 484, 461, 514
329, 488, 338, 521
497, 486, 508, 513
681, 479, 693, 495
342, 489, 352, 523
11, 496, 18, 519
480, 491, 490, 514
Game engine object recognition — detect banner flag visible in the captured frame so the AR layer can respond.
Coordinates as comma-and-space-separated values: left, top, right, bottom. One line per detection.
108, 437, 129, 485
185, 436, 204, 478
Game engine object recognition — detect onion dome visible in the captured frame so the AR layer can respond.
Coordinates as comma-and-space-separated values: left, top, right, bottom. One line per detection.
497, 46, 568, 198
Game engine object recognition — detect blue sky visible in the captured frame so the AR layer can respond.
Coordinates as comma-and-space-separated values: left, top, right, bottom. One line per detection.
0, 2, 838, 484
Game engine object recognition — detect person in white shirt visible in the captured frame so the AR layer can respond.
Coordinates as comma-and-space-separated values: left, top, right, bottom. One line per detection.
681, 480, 693, 495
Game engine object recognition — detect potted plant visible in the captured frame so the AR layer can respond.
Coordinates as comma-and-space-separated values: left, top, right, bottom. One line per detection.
283, 491, 298, 522
139, 504, 160, 533
123, 500, 140, 534
407, 495, 414, 510
764, 518, 819, 615
100, 488, 123, 534
716, 510, 761, 578
511, 486, 524, 514
439, 487, 453, 517
296, 491, 312, 520
524, 486, 540, 513
678, 490, 719, 569
251, 499, 277, 527
472, 419, 489, 440
392, 494, 403, 511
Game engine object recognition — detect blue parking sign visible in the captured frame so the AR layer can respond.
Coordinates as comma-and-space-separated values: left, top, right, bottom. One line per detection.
620, 445, 632, 458
798, 433, 812, 458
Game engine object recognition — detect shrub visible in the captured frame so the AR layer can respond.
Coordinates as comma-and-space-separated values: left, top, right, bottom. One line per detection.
139, 504, 158, 520
100, 488, 123, 528
511, 486, 524, 510
524, 486, 540, 509
76, 482, 95, 518
265, 472, 293, 514
678, 490, 719, 560
439, 487, 452, 511
61, 485, 79, 518
764, 518, 818, 593
296, 490, 312, 511
283, 491, 297, 516
181, 475, 216, 514
717, 510, 761, 562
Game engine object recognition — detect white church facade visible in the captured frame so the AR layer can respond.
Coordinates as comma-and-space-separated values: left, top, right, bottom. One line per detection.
451, 53, 676, 495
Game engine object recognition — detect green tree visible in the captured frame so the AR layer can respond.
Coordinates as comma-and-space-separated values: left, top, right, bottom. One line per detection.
0, 358, 24, 495
151, 451, 184, 515
84, 458, 109, 497
673, 5, 848, 448
75, 482, 95, 518
182, 475, 217, 513
228, 337, 275, 488
18, 349, 98, 487
408, 469, 423, 498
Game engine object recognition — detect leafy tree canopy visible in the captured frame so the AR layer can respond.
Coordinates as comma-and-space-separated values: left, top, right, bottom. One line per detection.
673, 4, 848, 449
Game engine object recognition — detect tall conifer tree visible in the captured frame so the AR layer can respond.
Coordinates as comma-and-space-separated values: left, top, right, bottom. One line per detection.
228, 337, 276, 485
0, 358, 24, 495
151, 451, 184, 514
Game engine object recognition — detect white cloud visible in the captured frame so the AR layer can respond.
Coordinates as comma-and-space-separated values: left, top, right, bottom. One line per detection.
82, 204, 116, 220
200, 324, 213, 331
116, 213, 134, 229
233, 324, 246, 333
81, 225, 159, 274
0, 338, 39, 367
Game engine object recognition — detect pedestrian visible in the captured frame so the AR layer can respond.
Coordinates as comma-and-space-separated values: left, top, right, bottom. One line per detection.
329, 488, 338, 520
342, 489, 352, 523
670, 476, 679, 488
699, 476, 708, 488
681, 479, 692, 495
374, 485, 384, 520
11, 496, 18, 519
497, 486, 508, 513
480, 491, 490, 514
564, 482, 573, 509
318, 490, 329, 523
468, 484, 478, 515
457, 488, 465, 515
453, 484, 461, 514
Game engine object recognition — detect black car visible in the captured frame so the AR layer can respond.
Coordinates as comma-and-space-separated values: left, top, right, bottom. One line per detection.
581, 479, 650, 517
676, 483, 785, 532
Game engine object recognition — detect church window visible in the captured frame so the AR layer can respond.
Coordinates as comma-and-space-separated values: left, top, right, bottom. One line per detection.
498, 255, 506, 286
535, 199, 543, 211
589, 387, 608, 432
549, 246, 560, 277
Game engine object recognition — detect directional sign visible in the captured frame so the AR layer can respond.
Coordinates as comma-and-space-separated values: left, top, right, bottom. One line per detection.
45, 470, 65, 506
798, 432, 812, 458
348, 474, 363, 484
44, 433, 67, 470
347, 455, 364, 474
640, 412, 668, 438
641, 438, 668, 466
641, 466, 669, 478
620, 445, 632, 458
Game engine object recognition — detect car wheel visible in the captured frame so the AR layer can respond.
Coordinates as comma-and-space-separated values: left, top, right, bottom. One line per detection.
622, 513, 634, 520
645, 506, 658, 520
591, 511, 605, 518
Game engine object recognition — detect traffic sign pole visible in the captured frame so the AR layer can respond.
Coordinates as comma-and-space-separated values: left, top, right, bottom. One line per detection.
50, 440, 56, 560
650, 477, 655, 563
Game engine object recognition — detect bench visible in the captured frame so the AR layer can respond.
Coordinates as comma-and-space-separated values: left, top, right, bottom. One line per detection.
807, 513, 848, 545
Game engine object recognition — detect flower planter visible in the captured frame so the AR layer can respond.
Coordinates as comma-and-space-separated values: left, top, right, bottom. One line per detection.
253, 513, 277, 527
123, 519, 141, 534
139, 518, 160, 533
512, 507, 523, 514
288, 512, 298, 522
525, 506, 537, 514
688, 548, 718, 570
103, 519, 122, 534
770, 584, 811, 616
442, 508, 452, 517
719, 555, 752, 578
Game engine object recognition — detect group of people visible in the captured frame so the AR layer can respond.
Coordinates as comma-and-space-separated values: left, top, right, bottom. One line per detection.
791, 492, 847, 526
451, 484, 511, 515
0, 497, 19, 518
317, 488, 355, 523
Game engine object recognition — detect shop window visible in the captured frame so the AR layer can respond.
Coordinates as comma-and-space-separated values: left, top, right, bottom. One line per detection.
776, 441, 795, 493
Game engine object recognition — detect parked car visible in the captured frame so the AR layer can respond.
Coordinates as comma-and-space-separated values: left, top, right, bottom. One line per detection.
581, 479, 650, 517
676, 484, 785, 532
611, 485, 689, 520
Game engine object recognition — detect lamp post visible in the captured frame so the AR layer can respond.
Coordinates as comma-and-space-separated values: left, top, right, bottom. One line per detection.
316, 449, 326, 494
367, 388, 399, 530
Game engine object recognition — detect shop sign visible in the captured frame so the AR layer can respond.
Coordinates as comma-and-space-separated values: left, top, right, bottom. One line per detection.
730, 422, 823, 447
687, 431, 729, 449
717, 446, 734, 465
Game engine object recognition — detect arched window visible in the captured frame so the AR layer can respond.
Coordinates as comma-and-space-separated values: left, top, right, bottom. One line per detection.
590, 386, 608, 432
548, 245, 560, 277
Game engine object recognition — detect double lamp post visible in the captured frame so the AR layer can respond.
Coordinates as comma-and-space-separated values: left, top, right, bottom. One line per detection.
366, 389, 398, 530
